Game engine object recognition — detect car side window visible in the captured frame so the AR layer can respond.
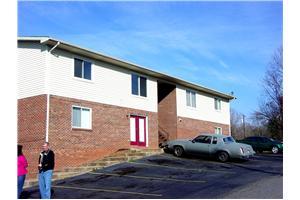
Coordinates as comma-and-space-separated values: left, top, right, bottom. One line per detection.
194, 136, 212, 144
261, 137, 269, 143
193, 136, 206, 143
212, 137, 218, 144
204, 136, 212, 144
248, 137, 257, 142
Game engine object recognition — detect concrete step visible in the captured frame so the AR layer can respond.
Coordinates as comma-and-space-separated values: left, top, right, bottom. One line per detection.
52, 171, 86, 180
60, 166, 100, 173
23, 149, 163, 189
102, 156, 130, 162
86, 160, 122, 166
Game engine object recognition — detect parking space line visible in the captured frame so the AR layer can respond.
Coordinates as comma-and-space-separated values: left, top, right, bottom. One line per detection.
52, 185, 163, 197
88, 171, 206, 183
156, 154, 230, 166
129, 161, 236, 174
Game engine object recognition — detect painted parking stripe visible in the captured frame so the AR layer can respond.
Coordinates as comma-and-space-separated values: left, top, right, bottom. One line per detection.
129, 161, 236, 174
156, 154, 231, 166
52, 185, 162, 197
88, 171, 206, 183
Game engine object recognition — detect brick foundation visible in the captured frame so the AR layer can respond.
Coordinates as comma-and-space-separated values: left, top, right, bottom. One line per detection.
177, 116, 230, 139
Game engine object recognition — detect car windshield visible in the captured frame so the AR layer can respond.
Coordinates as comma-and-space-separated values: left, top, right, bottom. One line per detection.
223, 137, 235, 143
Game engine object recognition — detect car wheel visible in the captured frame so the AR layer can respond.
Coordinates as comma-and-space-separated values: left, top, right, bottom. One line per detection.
174, 146, 184, 157
217, 151, 229, 162
271, 146, 279, 154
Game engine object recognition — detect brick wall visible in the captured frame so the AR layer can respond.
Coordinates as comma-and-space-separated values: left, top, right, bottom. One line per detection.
48, 95, 159, 172
158, 83, 177, 143
18, 94, 47, 179
18, 94, 230, 179
177, 116, 230, 139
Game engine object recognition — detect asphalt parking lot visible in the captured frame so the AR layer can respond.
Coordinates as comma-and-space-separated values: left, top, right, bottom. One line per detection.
23, 152, 283, 199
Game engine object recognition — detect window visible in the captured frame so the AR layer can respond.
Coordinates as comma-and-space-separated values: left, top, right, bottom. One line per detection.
72, 106, 92, 129
212, 137, 218, 144
215, 127, 222, 134
247, 137, 258, 142
260, 137, 270, 143
223, 137, 235, 143
214, 98, 221, 110
131, 74, 147, 97
74, 58, 92, 80
193, 136, 212, 144
186, 90, 196, 107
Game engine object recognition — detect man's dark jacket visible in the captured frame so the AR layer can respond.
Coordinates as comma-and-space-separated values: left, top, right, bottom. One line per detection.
38, 150, 55, 173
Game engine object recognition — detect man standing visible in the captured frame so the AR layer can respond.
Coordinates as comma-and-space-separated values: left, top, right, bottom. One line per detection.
38, 142, 55, 199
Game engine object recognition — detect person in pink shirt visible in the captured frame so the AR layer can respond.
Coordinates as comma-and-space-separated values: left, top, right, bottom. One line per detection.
18, 145, 28, 198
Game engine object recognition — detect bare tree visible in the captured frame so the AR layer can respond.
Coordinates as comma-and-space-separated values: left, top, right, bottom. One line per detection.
254, 47, 283, 139
230, 108, 244, 140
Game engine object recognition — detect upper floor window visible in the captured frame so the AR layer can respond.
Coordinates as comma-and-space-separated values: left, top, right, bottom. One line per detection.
214, 98, 221, 110
74, 58, 92, 80
72, 106, 92, 129
131, 74, 147, 97
186, 90, 196, 107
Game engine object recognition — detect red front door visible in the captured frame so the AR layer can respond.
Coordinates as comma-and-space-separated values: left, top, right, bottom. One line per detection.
130, 115, 146, 146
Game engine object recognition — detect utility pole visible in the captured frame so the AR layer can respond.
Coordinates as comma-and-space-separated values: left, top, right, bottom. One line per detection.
242, 114, 246, 138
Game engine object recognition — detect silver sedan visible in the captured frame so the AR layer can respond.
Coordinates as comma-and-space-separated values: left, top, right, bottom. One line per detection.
161, 133, 255, 162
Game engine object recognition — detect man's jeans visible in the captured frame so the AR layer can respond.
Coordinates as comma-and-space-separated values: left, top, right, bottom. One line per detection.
38, 170, 53, 199
18, 175, 26, 198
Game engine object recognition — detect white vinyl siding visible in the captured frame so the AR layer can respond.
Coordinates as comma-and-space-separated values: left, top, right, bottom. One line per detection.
17, 42, 47, 99
72, 106, 92, 129
176, 86, 230, 125
48, 48, 157, 112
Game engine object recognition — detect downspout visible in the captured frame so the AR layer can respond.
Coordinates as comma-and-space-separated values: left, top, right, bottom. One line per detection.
45, 41, 60, 142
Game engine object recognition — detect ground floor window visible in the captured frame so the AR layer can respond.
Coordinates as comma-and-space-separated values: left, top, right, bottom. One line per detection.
72, 106, 92, 129
215, 127, 222, 134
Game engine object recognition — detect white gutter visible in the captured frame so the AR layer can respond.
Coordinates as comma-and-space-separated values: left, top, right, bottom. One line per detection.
45, 41, 60, 142
49, 41, 60, 53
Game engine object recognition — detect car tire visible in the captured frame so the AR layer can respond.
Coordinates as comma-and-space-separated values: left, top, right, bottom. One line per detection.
271, 146, 279, 154
174, 146, 184, 157
217, 151, 229, 162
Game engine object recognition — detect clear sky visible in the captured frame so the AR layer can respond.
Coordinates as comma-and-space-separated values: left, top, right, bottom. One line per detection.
18, 1, 282, 117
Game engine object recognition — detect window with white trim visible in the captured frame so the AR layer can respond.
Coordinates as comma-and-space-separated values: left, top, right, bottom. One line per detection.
131, 74, 147, 97
186, 90, 196, 107
214, 98, 221, 110
74, 58, 92, 80
72, 106, 92, 129
215, 127, 222, 134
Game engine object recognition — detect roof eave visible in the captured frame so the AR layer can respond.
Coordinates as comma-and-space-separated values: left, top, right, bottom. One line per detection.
18, 37, 235, 100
